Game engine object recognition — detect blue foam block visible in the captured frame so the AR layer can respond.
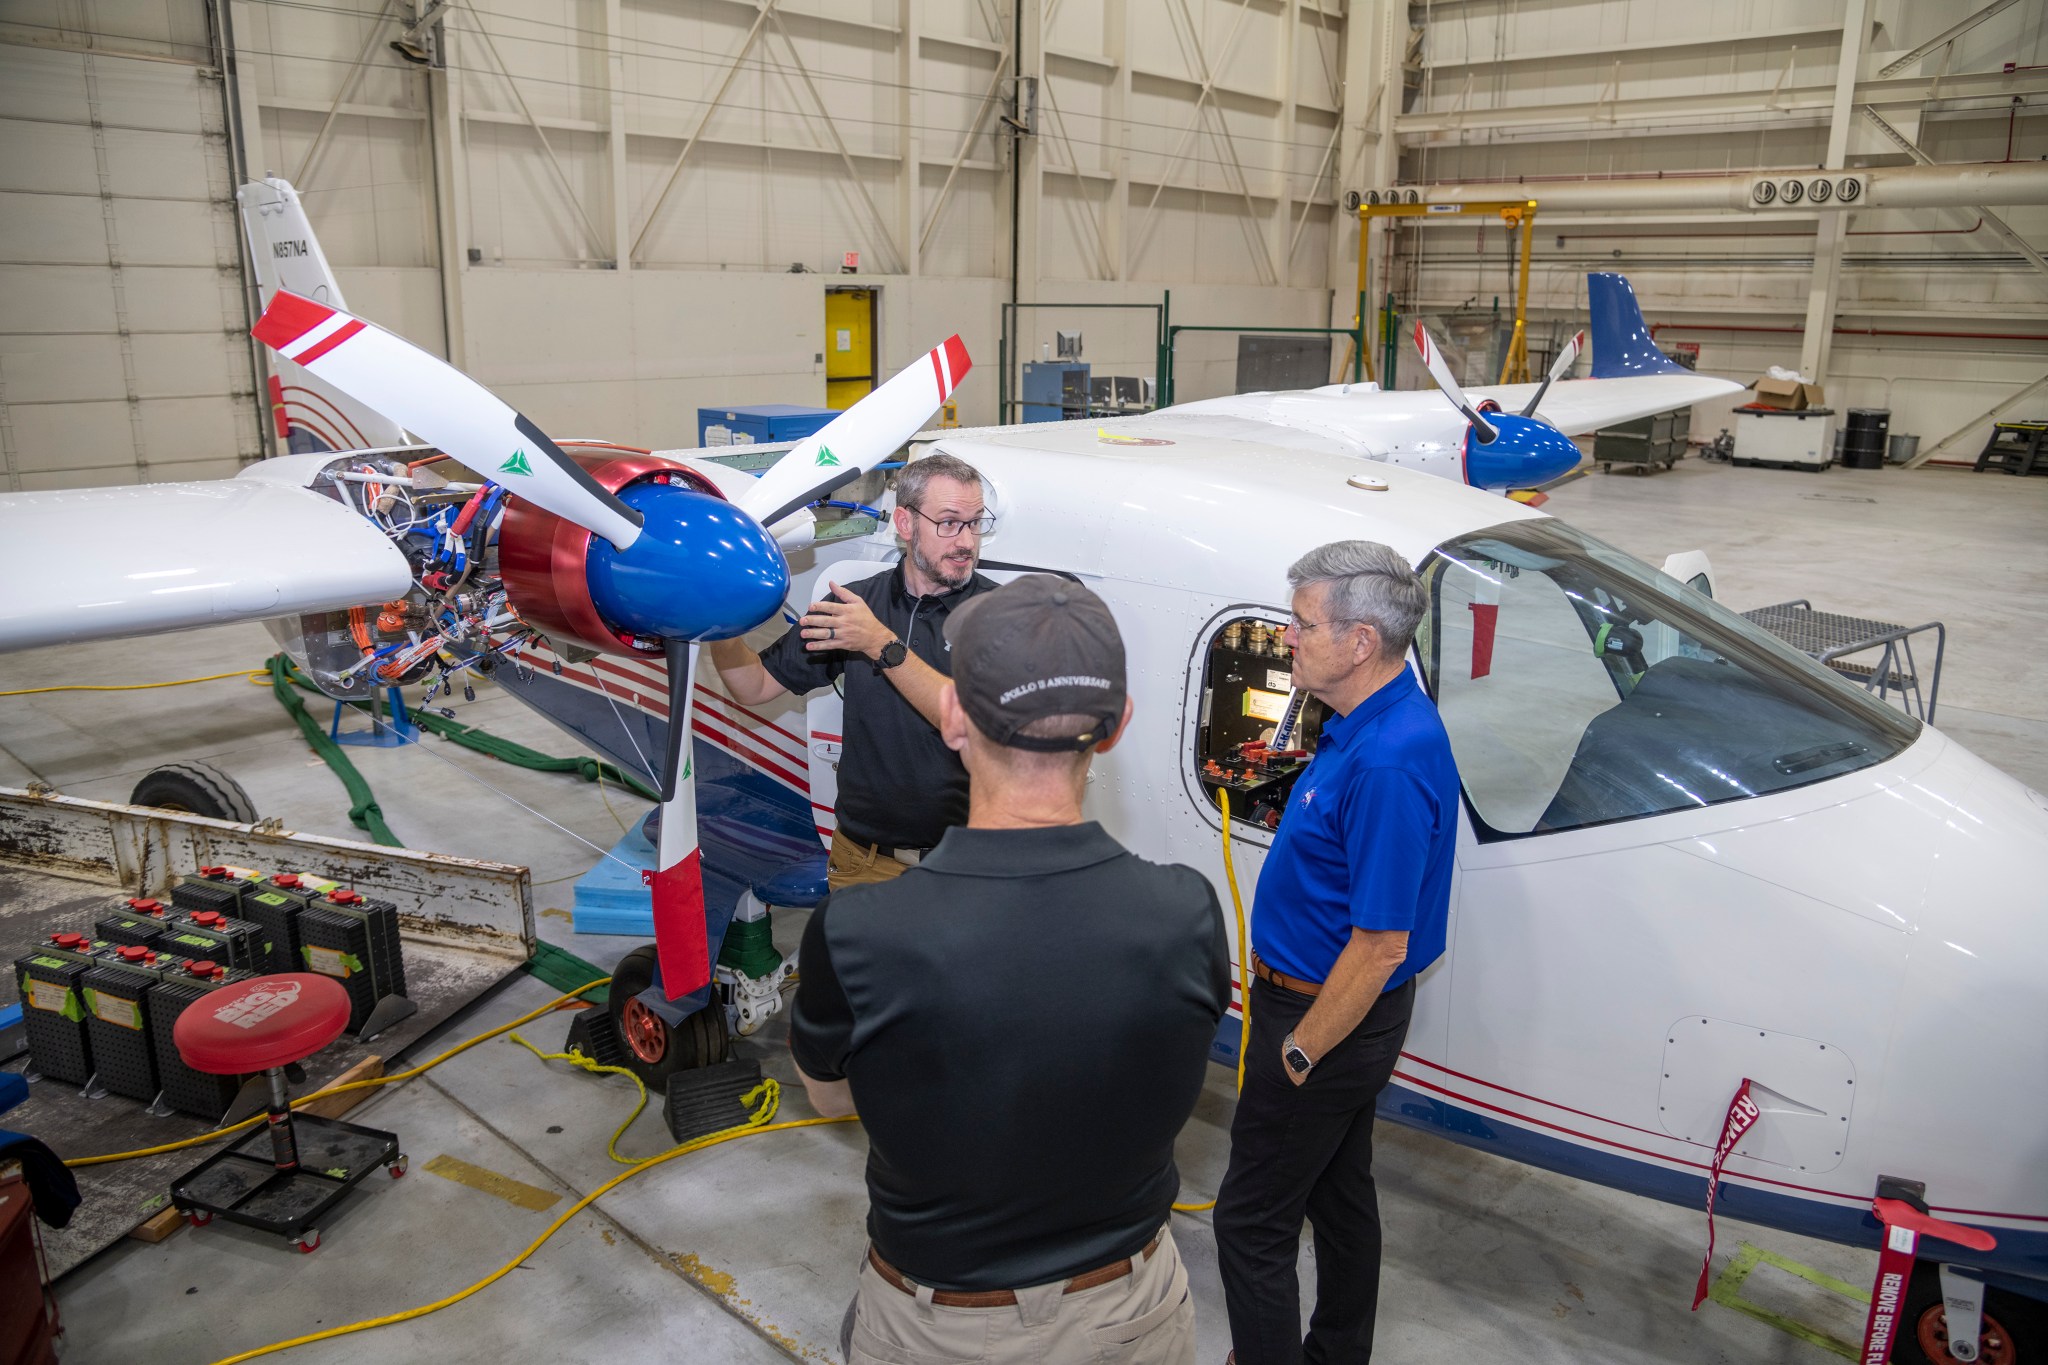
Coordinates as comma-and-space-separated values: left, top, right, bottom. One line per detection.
571, 825, 658, 937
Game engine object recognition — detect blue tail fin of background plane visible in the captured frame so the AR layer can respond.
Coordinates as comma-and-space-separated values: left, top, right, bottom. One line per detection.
1586, 272, 1690, 379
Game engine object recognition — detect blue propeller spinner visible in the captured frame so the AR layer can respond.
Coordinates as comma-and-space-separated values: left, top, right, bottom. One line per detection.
583, 480, 790, 645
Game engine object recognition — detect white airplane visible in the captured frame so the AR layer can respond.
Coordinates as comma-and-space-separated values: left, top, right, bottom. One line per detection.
2, 179, 2039, 1363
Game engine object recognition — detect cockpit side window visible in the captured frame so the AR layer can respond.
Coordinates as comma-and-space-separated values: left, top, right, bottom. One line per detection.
1418, 520, 1918, 840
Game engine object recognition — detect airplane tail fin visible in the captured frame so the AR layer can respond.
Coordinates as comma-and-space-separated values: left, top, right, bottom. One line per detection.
237, 177, 409, 455
1586, 272, 1690, 379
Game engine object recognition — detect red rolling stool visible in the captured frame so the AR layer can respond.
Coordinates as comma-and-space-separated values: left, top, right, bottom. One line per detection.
168, 973, 405, 1252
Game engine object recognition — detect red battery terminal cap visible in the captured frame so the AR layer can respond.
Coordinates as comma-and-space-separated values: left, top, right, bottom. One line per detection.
51, 932, 88, 948
199, 865, 229, 879
183, 959, 220, 978
190, 911, 224, 927
126, 897, 165, 914
329, 889, 363, 906
273, 874, 302, 888
117, 944, 153, 962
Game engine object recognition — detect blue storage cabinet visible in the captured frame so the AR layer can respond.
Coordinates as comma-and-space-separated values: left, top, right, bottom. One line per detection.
698, 403, 838, 447
1021, 362, 1089, 423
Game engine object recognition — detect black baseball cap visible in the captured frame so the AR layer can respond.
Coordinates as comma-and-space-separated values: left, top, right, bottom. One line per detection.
944, 575, 1127, 752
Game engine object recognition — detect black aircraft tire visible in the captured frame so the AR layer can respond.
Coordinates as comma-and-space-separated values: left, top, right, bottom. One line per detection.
608, 945, 729, 1094
1895, 1259, 2043, 1365
129, 762, 259, 823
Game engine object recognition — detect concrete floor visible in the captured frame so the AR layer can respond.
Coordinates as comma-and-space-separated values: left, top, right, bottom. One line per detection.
4, 457, 2045, 1364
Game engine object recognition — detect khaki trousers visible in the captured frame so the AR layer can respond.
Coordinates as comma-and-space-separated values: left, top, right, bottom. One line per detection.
842, 1225, 1194, 1365
827, 829, 915, 893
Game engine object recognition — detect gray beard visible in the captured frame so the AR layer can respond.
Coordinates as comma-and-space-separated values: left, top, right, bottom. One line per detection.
910, 538, 974, 590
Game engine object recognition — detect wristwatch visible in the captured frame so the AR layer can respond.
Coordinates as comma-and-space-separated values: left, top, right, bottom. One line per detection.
877, 637, 908, 669
1282, 1030, 1315, 1077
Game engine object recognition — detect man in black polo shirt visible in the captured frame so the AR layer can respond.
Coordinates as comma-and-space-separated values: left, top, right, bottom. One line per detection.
708, 451, 998, 889
789, 575, 1229, 1365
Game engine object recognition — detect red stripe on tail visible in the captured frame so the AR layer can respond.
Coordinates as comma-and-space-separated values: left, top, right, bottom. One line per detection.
294, 318, 364, 367
644, 849, 710, 1001
253, 290, 336, 351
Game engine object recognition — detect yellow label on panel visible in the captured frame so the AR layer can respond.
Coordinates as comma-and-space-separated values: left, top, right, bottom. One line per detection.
1242, 687, 1290, 723
26, 979, 72, 1014
306, 945, 352, 978
86, 988, 143, 1030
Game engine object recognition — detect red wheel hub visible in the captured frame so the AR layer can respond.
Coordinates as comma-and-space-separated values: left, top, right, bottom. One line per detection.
1917, 1304, 2014, 1365
620, 996, 668, 1065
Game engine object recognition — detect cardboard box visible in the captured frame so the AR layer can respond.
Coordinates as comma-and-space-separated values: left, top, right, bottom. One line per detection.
1751, 375, 1826, 410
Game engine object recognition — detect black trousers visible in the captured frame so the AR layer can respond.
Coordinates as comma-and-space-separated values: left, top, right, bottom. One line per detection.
1214, 976, 1416, 1365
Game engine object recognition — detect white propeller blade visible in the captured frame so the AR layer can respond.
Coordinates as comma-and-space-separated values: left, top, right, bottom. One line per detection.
1412, 321, 1499, 443
644, 640, 711, 1002
740, 336, 970, 530
1518, 329, 1585, 418
253, 291, 645, 550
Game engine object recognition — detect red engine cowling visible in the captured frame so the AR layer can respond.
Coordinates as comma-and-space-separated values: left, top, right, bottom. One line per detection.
498, 448, 725, 659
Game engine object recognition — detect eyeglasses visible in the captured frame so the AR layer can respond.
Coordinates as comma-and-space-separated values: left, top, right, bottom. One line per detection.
1286, 615, 1363, 635
907, 506, 996, 539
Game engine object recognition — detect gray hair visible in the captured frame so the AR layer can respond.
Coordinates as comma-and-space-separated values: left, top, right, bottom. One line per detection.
895, 450, 984, 510
1287, 540, 1426, 661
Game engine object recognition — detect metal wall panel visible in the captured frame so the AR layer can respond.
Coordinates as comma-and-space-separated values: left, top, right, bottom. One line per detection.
0, 30, 261, 490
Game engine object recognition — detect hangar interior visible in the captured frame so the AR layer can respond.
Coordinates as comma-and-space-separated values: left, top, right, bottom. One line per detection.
1, 0, 2045, 1362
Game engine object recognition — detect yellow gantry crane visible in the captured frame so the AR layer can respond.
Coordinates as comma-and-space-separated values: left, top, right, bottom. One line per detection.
1355, 198, 1539, 385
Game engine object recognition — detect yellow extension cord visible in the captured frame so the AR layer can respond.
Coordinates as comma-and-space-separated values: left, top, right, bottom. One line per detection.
1171, 786, 1252, 1215
0, 668, 268, 697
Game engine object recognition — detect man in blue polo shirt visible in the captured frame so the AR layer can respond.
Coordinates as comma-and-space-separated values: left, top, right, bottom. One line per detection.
1214, 539, 1459, 1365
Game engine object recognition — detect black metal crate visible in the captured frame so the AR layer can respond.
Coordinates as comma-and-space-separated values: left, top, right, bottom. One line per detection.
13, 934, 113, 1086
172, 866, 260, 916
80, 947, 178, 1100
305, 889, 405, 1008
239, 878, 314, 975
297, 905, 402, 1035
147, 963, 254, 1120
94, 914, 165, 950
163, 910, 265, 973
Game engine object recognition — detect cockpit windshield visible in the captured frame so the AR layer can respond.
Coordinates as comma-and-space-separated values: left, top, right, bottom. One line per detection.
1416, 519, 1919, 840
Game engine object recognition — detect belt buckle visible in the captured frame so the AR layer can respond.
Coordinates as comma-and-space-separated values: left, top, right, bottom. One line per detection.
894, 847, 922, 867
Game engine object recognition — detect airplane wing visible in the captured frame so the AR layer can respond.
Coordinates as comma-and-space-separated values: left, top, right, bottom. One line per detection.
0, 473, 412, 653
1466, 373, 1746, 437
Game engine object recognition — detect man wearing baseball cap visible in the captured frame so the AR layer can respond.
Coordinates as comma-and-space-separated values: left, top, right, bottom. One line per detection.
789, 574, 1229, 1365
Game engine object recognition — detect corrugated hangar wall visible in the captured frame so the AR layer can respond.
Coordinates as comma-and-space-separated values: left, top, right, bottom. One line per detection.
1, 0, 2044, 487
0, 7, 265, 490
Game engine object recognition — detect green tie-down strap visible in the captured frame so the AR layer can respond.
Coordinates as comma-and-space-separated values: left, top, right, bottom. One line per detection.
266, 655, 403, 847
263, 654, 662, 853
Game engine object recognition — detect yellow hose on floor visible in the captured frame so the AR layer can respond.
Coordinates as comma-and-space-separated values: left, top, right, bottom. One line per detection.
207, 1107, 856, 1365
0, 668, 267, 697
1173, 786, 1252, 1215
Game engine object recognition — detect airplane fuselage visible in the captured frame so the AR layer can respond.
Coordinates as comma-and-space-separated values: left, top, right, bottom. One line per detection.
498, 417, 2048, 1296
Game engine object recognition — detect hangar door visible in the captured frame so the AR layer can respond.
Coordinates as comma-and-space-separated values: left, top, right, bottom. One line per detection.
0, 36, 262, 491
